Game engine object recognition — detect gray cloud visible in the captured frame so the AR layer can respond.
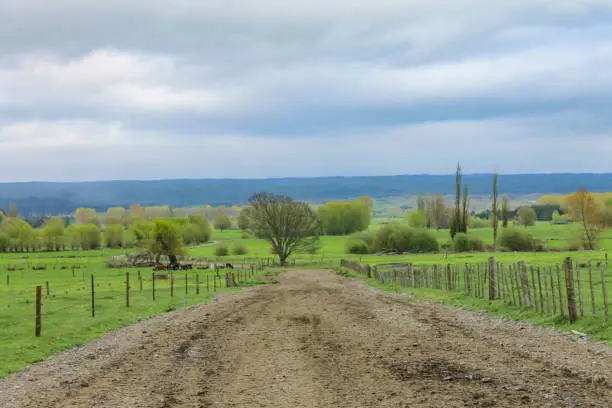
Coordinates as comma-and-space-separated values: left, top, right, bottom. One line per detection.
1, 0, 612, 180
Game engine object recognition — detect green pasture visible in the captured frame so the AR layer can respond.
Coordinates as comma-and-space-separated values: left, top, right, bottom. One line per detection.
0, 255, 270, 378
192, 223, 611, 268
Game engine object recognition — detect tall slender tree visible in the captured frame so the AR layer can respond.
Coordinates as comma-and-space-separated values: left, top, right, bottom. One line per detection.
501, 196, 510, 228
461, 184, 469, 233
491, 173, 499, 249
450, 163, 462, 238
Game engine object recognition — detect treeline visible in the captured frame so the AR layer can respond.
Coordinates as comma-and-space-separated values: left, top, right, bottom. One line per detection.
0, 207, 214, 252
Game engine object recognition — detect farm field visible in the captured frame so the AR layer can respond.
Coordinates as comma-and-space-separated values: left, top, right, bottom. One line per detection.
193, 223, 612, 267
0, 254, 271, 377
1, 270, 610, 408
2, 222, 612, 380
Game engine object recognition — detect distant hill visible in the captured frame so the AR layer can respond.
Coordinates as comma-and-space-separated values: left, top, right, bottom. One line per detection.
1, 173, 611, 216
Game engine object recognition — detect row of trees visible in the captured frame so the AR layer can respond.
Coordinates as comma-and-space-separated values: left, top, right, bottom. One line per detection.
0, 214, 213, 252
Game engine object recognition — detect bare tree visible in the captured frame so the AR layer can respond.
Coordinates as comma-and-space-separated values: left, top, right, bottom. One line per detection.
246, 192, 319, 265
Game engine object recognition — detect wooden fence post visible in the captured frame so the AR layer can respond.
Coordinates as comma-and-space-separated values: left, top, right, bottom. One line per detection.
556, 264, 564, 318
575, 262, 584, 317
185, 272, 188, 295
530, 266, 538, 312
565, 257, 578, 324
91, 274, 95, 318
488, 257, 496, 300
549, 267, 556, 316
601, 262, 609, 321
45, 281, 50, 297
543, 268, 550, 316
152, 272, 156, 301
170, 272, 174, 297
537, 267, 544, 314
196, 274, 200, 295
126, 271, 130, 308
35, 286, 42, 337
520, 262, 531, 308
588, 261, 596, 316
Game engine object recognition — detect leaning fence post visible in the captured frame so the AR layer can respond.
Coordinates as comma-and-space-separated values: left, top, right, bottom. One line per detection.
35, 286, 42, 337
565, 257, 578, 323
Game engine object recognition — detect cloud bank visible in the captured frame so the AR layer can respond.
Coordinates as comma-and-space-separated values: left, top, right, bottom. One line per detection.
1, 0, 612, 181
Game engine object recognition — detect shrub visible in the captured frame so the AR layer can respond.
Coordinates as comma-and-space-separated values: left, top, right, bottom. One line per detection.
240, 233, 251, 239
374, 224, 438, 253
408, 229, 439, 252
214, 245, 229, 256
231, 243, 248, 255
499, 229, 535, 251
453, 233, 470, 252
469, 217, 488, 229
441, 239, 454, 251
346, 239, 370, 254
468, 235, 485, 252
351, 231, 376, 249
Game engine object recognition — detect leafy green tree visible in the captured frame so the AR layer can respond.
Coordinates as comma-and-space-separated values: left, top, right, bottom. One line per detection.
516, 206, 537, 227
566, 188, 604, 250
129, 220, 154, 247
237, 211, 250, 230
75, 208, 96, 224
150, 219, 185, 266
407, 209, 427, 228
356, 195, 375, 213
105, 216, 124, 226
79, 224, 102, 250
104, 224, 125, 248
246, 192, 319, 265
42, 223, 65, 251
214, 213, 232, 231
187, 214, 212, 242
65, 225, 81, 250
2, 218, 34, 251
318, 200, 370, 235
8, 202, 18, 218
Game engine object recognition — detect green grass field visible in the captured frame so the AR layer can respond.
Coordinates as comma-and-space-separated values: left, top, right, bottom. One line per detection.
2, 222, 610, 378
0, 253, 270, 378
192, 223, 611, 268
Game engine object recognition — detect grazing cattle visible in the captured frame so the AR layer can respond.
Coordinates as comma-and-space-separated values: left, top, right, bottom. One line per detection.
225, 263, 234, 269
154, 264, 167, 271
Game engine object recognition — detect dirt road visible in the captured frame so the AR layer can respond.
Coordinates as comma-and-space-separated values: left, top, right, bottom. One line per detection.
2, 270, 611, 407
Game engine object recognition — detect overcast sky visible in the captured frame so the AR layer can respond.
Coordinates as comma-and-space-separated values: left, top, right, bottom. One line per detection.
1, 1, 612, 182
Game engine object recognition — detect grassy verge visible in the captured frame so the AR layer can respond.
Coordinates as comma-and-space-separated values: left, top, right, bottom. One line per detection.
334, 267, 612, 345
0, 259, 272, 378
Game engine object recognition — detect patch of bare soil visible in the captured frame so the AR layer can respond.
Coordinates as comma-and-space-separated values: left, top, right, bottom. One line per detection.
1, 269, 611, 407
